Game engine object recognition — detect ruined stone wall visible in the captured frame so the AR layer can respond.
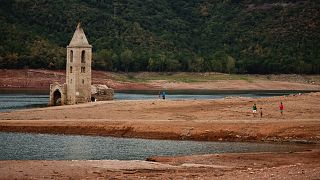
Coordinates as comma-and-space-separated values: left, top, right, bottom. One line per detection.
91, 84, 114, 101
49, 82, 67, 106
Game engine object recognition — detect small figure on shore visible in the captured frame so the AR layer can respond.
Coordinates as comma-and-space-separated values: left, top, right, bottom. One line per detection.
158, 91, 161, 99
279, 102, 284, 115
162, 91, 166, 100
259, 107, 263, 118
252, 103, 257, 117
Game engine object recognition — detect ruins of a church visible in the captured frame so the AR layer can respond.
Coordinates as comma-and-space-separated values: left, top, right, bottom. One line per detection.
49, 23, 113, 106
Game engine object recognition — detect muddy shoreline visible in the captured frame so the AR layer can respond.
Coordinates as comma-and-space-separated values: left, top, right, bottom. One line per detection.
1, 148, 319, 179
1, 84, 320, 178
1, 93, 320, 145
1, 69, 320, 91
0, 120, 319, 144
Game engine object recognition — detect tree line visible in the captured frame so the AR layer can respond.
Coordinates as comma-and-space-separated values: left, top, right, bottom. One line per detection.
0, 0, 319, 74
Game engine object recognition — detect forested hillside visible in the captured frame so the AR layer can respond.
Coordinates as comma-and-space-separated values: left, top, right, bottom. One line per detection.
0, 0, 319, 74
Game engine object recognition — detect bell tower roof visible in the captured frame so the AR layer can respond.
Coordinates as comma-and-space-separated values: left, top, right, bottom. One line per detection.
68, 23, 92, 48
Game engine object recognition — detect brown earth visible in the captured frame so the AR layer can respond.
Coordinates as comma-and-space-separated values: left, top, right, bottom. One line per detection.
0, 69, 155, 90
0, 149, 319, 179
1, 70, 320, 179
0, 93, 320, 179
1, 92, 320, 143
1, 69, 320, 90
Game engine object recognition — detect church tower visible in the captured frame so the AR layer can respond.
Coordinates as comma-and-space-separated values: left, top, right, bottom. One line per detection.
66, 23, 92, 104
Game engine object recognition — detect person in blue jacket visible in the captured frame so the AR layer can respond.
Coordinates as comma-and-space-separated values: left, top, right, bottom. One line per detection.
162, 91, 166, 99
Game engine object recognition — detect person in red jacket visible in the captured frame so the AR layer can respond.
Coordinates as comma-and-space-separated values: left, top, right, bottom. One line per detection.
279, 102, 284, 115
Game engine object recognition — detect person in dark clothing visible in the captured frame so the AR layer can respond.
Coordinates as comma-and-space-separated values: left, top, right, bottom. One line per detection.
252, 103, 257, 117
162, 91, 166, 99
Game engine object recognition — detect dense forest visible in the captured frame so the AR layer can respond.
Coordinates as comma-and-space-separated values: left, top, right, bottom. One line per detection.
0, 0, 319, 74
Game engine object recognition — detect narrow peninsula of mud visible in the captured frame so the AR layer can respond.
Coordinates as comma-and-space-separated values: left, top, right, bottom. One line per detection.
1, 91, 320, 179
1, 92, 319, 144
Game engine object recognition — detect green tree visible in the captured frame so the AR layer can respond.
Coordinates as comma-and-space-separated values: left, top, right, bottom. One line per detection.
209, 59, 223, 72
93, 49, 114, 71
166, 58, 181, 72
190, 57, 205, 72
120, 49, 133, 73
0, 0, 319, 74
226, 56, 236, 74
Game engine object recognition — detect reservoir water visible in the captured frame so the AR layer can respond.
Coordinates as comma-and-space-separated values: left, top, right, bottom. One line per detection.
0, 90, 314, 112
0, 132, 311, 160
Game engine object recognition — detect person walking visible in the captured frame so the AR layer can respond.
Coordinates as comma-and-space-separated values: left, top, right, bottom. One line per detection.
162, 91, 166, 100
252, 103, 257, 117
279, 102, 284, 115
259, 107, 263, 118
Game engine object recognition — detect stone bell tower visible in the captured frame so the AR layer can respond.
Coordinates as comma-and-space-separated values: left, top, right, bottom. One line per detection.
66, 23, 92, 104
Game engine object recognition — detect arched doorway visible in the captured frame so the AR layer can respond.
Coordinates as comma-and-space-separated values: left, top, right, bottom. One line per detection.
53, 90, 62, 106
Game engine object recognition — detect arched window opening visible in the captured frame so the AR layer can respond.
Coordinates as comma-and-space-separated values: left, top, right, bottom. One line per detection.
81, 67, 86, 73
70, 50, 73, 62
81, 50, 86, 63
70, 66, 73, 73
82, 79, 85, 84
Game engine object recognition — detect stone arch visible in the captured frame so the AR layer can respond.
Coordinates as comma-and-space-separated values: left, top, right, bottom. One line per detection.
49, 82, 66, 106
52, 90, 62, 106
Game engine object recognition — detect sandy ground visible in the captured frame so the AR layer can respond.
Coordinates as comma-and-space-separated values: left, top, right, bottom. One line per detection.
0, 150, 319, 179
151, 79, 320, 91
0, 92, 320, 179
1, 92, 320, 143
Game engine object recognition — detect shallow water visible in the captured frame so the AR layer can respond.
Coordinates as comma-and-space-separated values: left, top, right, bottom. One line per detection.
0, 94, 48, 112
0, 90, 311, 112
0, 132, 312, 160
114, 91, 288, 100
